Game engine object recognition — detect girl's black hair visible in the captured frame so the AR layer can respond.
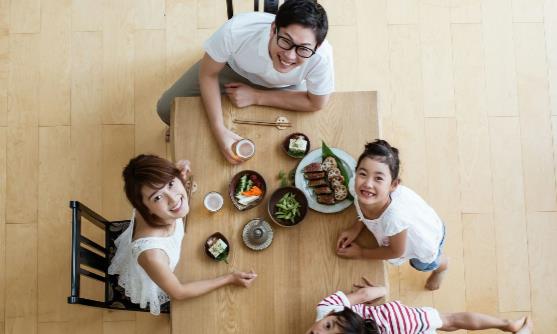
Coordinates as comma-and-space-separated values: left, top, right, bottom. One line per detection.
356, 139, 400, 181
333, 307, 380, 334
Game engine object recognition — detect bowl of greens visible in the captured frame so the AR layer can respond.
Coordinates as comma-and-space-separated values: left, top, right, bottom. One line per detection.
267, 186, 308, 227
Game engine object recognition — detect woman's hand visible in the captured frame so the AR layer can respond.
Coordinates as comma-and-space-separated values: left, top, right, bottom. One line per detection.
176, 160, 192, 180
228, 270, 258, 288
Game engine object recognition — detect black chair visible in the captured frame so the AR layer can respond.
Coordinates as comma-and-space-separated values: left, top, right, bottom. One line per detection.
226, 0, 280, 19
67, 200, 169, 313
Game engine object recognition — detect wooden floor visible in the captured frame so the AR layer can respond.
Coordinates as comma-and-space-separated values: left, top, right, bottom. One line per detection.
0, 0, 555, 333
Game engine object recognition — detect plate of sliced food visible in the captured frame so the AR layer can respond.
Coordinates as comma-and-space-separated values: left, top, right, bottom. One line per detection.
295, 142, 355, 213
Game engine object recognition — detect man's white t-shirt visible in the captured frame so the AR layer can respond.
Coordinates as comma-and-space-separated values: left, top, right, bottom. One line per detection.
204, 12, 334, 95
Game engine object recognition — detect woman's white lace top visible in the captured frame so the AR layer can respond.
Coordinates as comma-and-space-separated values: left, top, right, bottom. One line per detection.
108, 211, 184, 315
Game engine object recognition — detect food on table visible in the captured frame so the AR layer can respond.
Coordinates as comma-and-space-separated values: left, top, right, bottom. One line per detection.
288, 135, 308, 157
308, 178, 328, 187
314, 186, 333, 195
333, 184, 348, 201
302, 144, 352, 205
235, 174, 263, 206
206, 236, 229, 262
317, 194, 335, 205
274, 192, 301, 224
321, 156, 337, 172
304, 171, 326, 180
303, 162, 323, 173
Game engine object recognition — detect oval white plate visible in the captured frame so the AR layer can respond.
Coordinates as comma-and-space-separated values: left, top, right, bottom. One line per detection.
295, 148, 356, 213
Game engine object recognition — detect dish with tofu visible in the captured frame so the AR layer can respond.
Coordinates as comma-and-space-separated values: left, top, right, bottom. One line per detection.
294, 147, 356, 213
228, 170, 267, 211
282, 133, 310, 158
204, 232, 230, 263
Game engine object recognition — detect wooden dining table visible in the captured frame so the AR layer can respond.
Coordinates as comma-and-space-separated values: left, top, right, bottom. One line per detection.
170, 91, 385, 334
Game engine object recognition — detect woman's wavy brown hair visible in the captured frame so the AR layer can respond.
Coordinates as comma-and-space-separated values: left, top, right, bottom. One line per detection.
122, 154, 186, 226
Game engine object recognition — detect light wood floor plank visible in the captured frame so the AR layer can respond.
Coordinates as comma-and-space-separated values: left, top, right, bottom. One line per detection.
546, 0, 557, 116
489, 116, 531, 312
0, 30, 7, 126
10, 0, 40, 33
449, 0, 481, 23
387, 25, 428, 195
37, 126, 72, 323
452, 23, 493, 213
462, 213, 498, 314
6, 125, 38, 224
40, 0, 71, 126
420, 0, 455, 118
134, 30, 166, 157
165, 0, 198, 87
71, 32, 103, 126
0, 127, 5, 320
514, 22, 557, 212
526, 212, 557, 333
481, 0, 518, 116
102, 0, 134, 125
38, 322, 71, 334
354, 0, 392, 136
197, 0, 219, 29
386, 0, 419, 25
327, 25, 359, 91
320, 0, 357, 26
134, 0, 165, 30
71, 0, 104, 32
424, 118, 466, 314
102, 125, 134, 221
5, 223, 37, 334
512, 0, 544, 23
8, 34, 39, 126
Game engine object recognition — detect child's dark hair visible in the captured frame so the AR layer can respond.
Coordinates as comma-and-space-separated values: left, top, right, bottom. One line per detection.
275, 0, 328, 46
356, 139, 400, 181
122, 154, 186, 226
332, 308, 380, 334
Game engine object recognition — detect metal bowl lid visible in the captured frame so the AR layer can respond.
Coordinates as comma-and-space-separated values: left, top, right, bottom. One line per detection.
242, 218, 273, 251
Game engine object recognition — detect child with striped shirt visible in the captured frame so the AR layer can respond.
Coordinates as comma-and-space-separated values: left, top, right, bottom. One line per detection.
305, 277, 532, 334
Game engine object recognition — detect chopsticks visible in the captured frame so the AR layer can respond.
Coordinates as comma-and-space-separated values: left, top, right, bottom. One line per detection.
233, 119, 292, 127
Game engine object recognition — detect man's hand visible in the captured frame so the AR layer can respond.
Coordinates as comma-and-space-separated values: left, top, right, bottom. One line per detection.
224, 82, 259, 108
215, 127, 244, 164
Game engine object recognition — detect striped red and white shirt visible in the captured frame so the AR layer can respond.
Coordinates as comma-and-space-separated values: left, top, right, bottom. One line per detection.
315, 292, 442, 334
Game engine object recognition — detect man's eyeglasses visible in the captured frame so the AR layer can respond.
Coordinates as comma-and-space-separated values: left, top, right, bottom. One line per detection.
276, 32, 316, 58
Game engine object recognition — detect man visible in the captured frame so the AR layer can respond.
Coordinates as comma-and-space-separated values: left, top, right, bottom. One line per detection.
157, 0, 333, 163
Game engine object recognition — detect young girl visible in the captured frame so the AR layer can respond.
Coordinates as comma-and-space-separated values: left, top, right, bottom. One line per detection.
336, 140, 446, 290
108, 154, 257, 315
306, 277, 533, 334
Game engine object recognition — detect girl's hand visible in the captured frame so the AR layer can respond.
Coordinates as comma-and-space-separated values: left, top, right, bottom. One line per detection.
176, 160, 192, 180
351, 277, 386, 305
336, 242, 363, 259
336, 226, 361, 251
229, 270, 258, 288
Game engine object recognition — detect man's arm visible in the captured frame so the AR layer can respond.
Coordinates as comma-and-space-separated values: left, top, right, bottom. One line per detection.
224, 82, 329, 111
199, 53, 243, 164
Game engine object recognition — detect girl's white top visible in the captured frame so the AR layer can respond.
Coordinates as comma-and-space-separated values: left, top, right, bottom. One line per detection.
352, 183, 444, 265
108, 211, 184, 315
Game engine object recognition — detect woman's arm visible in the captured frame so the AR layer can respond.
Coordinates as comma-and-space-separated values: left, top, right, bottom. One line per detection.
138, 249, 257, 300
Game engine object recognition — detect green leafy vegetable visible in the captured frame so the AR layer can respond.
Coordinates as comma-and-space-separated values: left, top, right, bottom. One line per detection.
278, 170, 288, 187
322, 141, 354, 201
275, 192, 301, 224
